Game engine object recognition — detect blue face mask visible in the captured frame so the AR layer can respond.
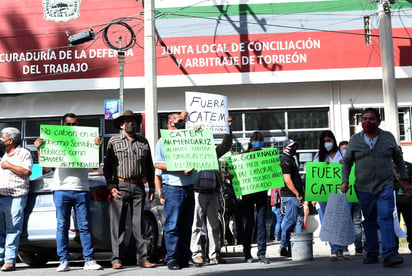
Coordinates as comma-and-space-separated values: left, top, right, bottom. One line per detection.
252, 141, 264, 150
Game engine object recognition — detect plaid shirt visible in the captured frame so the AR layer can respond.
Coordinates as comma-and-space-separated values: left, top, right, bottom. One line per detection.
103, 132, 155, 188
0, 147, 33, 197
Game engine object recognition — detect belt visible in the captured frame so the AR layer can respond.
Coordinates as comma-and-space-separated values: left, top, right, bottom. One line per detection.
115, 176, 143, 184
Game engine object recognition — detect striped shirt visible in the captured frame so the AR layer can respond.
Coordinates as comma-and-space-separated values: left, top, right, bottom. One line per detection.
103, 133, 155, 188
0, 147, 33, 197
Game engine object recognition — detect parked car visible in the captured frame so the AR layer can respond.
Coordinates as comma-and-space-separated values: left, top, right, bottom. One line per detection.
19, 169, 165, 266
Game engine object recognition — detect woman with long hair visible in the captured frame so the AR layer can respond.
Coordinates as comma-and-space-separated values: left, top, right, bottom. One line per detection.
313, 130, 350, 261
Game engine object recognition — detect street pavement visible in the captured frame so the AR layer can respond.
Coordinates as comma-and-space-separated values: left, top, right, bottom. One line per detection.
14, 237, 412, 275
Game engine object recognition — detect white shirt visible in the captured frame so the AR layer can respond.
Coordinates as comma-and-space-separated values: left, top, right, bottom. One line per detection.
53, 168, 89, 191
313, 149, 345, 162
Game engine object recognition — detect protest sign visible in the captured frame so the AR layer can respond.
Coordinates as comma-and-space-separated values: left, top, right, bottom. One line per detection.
227, 148, 284, 196
185, 91, 229, 133
160, 128, 219, 171
319, 193, 355, 246
39, 125, 99, 168
305, 162, 358, 202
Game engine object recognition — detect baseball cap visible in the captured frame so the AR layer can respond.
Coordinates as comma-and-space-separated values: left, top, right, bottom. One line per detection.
282, 139, 297, 148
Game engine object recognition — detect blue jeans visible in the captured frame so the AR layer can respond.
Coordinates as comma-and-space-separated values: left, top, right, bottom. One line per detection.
357, 187, 397, 258
351, 202, 363, 251
271, 206, 284, 240
0, 195, 27, 264
53, 190, 94, 262
241, 191, 267, 257
163, 185, 195, 266
280, 196, 299, 249
295, 207, 304, 233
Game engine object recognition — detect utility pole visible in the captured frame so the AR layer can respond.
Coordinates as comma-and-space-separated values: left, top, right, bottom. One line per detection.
378, 0, 400, 141
118, 48, 125, 114
144, 0, 158, 152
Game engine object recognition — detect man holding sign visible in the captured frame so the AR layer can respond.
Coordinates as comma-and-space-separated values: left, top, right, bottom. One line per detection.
154, 111, 195, 270
35, 113, 103, 272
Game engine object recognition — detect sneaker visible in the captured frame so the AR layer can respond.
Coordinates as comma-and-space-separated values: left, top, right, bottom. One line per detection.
342, 248, 350, 260
258, 256, 270, 264
363, 253, 379, 264
56, 261, 70, 272
279, 247, 291, 257
355, 248, 363, 256
167, 261, 181, 270
245, 257, 253, 263
383, 254, 403, 267
330, 252, 338, 261
83, 260, 103, 270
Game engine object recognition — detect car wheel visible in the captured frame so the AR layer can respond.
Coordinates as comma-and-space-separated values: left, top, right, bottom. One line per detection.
142, 212, 159, 262
18, 251, 49, 266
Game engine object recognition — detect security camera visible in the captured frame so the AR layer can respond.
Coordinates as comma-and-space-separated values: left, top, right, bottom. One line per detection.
68, 30, 95, 46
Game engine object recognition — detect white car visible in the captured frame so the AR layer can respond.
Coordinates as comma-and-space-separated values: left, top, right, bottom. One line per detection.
19, 170, 165, 266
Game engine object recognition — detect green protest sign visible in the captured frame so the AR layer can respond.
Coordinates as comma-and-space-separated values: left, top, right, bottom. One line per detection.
227, 148, 284, 196
160, 128, 218, 171
305, 162, 358, 202
39, 125, 99, 168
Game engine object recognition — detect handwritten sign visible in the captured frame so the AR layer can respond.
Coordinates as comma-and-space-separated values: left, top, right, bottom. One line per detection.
319, 193, 355, 246
185, 91, 229, 133
160, 128, 218, 171
39, 125, 99, 168
227, 148, 284, 196
305, 162, 358, 202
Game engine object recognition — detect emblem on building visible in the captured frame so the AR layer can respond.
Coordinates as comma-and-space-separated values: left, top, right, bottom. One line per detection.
42, 0, 81, 22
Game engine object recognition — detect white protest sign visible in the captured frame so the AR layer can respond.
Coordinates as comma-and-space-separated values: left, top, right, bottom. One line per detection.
319, 193, 355, 246
185, 91, 229, 134
393, 191, 407, 238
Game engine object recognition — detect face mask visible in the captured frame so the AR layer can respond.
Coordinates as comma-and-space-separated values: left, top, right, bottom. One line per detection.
251, 141, 264, 150
284, 146, 297, 156
123, 122, 136, 133
362, 121, 378, 133
288, 148, 297, 156
173, 120, 185, 129
324, 142, 334, 152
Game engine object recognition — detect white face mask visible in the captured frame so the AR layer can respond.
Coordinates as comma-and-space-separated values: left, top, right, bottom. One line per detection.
324, 142, 334, 152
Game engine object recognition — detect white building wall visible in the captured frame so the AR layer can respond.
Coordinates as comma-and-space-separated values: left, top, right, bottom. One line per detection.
2, 78, 412, 145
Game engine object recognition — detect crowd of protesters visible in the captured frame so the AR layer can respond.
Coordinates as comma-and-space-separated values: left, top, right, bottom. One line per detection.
1, 107, 411, 272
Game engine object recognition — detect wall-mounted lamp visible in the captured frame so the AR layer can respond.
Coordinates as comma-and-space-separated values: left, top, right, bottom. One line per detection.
68, 30, 95, 46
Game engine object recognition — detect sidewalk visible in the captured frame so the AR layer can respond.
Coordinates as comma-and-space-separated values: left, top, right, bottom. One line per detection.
221, 214, 411, 259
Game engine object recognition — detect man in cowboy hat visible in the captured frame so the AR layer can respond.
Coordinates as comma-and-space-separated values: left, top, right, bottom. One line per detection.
103, 110, 156, 269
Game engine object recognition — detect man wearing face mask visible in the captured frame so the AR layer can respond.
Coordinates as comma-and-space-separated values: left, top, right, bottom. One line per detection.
154, 111, 196, 270
279, 139, 304, 258
104, 110, 156, 269
341, 108, 409, 267
0, 127, 33, 271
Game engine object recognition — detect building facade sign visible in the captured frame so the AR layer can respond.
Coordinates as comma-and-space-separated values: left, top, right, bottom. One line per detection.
1, 0, 412, 92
